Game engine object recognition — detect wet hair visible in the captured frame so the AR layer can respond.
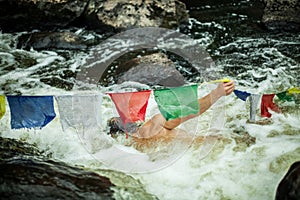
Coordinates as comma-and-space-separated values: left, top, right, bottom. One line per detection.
107, 117, 140, 135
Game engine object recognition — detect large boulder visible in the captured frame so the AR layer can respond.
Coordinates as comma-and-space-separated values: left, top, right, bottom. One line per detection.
0, 0, 189, 32
117, 53, 186, 87
0, 137, 114, 199
0, 158, 114, 200
84, 0, 189, 31
17, 32, 88, 50
0, 0, 88, 32
262, 0, 300, 31
100, 53, 186, 87
276, 161, 300, 200
0, 137, 158, 200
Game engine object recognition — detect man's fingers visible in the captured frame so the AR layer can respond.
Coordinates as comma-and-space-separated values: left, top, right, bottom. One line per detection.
223, 81, 235, 95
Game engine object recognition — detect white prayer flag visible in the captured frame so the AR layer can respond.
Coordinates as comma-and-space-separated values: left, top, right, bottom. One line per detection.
249, 94, 261, 123
55, 94, 102, 131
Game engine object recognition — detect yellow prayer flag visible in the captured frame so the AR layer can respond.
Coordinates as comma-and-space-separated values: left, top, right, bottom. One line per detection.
0, 95, 6, 119
206, 78, 231, 84
288, 87, 300, 94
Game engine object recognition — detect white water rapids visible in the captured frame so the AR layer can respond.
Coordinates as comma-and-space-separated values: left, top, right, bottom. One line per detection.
0, 20, 299, 200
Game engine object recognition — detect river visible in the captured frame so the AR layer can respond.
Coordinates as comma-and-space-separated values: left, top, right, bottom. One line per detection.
0, 1, 300, 199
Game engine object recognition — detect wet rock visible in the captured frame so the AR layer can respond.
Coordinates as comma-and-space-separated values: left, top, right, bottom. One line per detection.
17, 32, 87, 50
262, 0, 300, 32
117, 53, 186, 87
0, 137, 114, 199
0, 158, 114, 200
276, 161, 300, 200
40, 77, 74, 91
0, 137, 159, 200
85, 0, 189, 31
0, 0, 88, 32
13, 51, 38, 68
117, 63, 185, 87
0, 0, 189, 32
0, 137, 45, 160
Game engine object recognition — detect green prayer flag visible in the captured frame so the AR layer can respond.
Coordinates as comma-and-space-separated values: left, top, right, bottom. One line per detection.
276, 91, 294, 102
154, 84, 199, 121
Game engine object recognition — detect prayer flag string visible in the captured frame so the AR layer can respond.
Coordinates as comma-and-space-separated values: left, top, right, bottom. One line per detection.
0, 83, 299, 130
234, 87, 298, 122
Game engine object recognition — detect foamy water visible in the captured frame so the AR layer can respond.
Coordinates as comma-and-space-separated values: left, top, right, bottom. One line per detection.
0, 18, 300, 200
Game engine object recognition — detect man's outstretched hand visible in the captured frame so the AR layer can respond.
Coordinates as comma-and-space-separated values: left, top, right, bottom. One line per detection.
215, 80, 235, 97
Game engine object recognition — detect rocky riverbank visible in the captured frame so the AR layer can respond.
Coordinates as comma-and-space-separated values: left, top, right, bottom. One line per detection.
1, 0, 299, 33
0, 137, 158, 199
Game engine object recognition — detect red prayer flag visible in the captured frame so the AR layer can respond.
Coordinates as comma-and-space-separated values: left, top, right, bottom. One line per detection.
261, 94, 281, 118
107, 90, 151, 125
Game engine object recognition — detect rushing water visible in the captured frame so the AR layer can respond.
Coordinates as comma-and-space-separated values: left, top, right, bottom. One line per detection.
1, 1, 300, 199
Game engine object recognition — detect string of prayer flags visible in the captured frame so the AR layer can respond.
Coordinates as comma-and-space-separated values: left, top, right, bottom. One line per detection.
249, 94, 261, 122
234, 87, 299, 121
154, 84, 199, 121
107, 90, 151, 125
0, 95, 6, 119
261, 94, 281, 118
7, 96, 56, 129
55, 94, 102, 131
234, 90, 251, 101
1, 83, 299, 131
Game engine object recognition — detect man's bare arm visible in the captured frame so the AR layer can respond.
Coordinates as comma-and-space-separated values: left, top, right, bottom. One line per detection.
163, 81, 235, 129
134, 81, 235, 138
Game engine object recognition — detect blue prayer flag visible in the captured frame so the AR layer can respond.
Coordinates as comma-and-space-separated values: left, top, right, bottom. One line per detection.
234, 90, 251, 101
7, 96, 56, 129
